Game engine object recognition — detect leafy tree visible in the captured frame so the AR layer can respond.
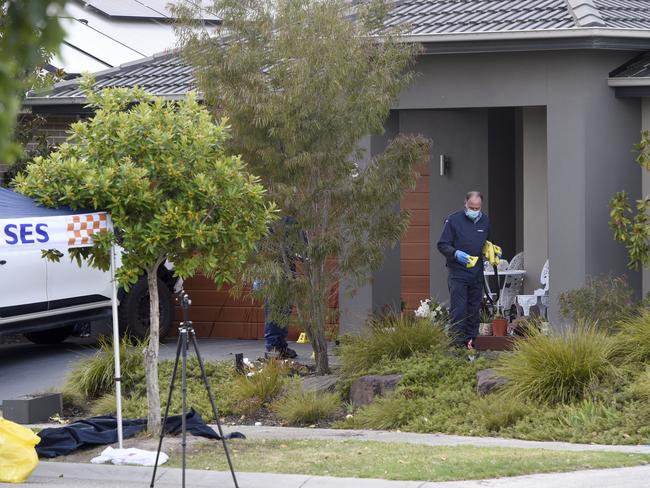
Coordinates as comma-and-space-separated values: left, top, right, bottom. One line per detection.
14, 81, 275, 433
174, 0, 431, 373
0, 0, 66, 164
610, 131, 650, 269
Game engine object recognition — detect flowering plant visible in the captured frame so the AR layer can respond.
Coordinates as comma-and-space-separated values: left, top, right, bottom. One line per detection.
414, 298, 449, 323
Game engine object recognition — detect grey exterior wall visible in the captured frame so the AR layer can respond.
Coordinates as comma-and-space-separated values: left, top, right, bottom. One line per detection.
370, 111, 401, 314
393, 49, 642, 324
399, 109, 489, 304
522, 107, 549, 294
633, 98, 650, 297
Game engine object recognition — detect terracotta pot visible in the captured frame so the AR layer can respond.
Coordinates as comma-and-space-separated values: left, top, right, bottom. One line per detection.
492, 318, 508, 337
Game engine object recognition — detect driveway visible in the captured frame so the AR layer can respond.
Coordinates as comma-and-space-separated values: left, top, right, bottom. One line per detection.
0, 320, 325, 408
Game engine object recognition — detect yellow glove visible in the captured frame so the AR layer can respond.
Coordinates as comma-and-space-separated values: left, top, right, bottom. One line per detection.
466, 255, 479, 268
482, 241, 502, 267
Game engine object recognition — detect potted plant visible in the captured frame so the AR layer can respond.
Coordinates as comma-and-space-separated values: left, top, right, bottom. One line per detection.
479, 308, 493, 336
491, 309, 508, 336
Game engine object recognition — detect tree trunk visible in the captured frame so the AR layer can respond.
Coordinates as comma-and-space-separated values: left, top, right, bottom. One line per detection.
143, 266, 162, 435
307, 266, 330, 374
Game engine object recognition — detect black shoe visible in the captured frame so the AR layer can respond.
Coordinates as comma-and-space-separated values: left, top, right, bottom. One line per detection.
267, 345, 298, 359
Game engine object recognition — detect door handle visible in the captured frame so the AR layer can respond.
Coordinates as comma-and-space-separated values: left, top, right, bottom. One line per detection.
0, 260, 6, 265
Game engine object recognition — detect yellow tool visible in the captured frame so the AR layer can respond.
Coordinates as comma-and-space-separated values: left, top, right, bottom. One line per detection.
466, 255, 479, 268
482, 241, 502, 267
297, 332, 309, 344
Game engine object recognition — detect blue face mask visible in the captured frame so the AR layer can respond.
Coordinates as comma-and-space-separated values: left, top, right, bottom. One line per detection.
465, 208, 480, 220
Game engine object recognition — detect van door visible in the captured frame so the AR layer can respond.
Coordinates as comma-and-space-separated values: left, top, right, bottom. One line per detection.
0, 249, 48, 318
45, 253, 112, 308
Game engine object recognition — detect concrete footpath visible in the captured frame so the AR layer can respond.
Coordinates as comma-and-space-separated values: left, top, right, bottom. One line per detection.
7, 462, 650, 487
230, 425, 650, 454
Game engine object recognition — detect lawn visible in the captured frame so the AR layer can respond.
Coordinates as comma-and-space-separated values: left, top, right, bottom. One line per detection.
168, 439, 650, 482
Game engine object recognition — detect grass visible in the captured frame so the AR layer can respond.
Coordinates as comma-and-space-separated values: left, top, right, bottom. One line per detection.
496, 325, 617, 404
62, 338, 237, 420
615, 310, 650, 365
65, 337, 145, 399
475, 394, 531, 432
271, 381, 340, 425
339, 314, 450, 374
231, 359, 289, 414
169, 439, 650, 481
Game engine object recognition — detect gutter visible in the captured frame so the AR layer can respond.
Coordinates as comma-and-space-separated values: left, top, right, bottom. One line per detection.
397, 27, 650, 44
608, 77, 650, 87
24, 93, 196, 106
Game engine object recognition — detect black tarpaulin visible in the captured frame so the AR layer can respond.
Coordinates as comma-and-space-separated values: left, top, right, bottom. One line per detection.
36, 409, 245, 458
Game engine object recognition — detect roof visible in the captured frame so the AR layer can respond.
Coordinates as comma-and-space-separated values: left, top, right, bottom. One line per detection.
382, 0, 575, 34
80, 0, 219, 21
0, 188, 77, 219
382, 0, 650, 35
26, 51, 196, 106
50, 1, 219, 75
24, 0, 650, 106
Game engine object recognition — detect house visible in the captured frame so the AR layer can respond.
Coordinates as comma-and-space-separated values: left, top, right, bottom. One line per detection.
21, 0, 650, 336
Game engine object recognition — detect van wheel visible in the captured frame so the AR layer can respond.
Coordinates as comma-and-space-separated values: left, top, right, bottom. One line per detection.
25, 325, 74, 344
119, 277, 173, 340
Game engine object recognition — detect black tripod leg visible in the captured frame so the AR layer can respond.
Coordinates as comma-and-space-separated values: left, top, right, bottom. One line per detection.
181, 329, 188, 488
150, 332, 183, 488
189, 330, 240, 488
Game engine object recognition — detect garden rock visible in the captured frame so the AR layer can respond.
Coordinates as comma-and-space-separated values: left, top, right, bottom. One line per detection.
300, 375, 339, 393
350, 374, 403, 407
476, 368, 508, 395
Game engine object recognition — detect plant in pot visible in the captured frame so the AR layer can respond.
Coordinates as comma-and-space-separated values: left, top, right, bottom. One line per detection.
491, 309, 508, 336
479, 308, 493, 336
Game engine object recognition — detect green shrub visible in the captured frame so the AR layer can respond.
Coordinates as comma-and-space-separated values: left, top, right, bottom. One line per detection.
476, 394, 530, 432
497, 326, 617, 405
272, 381, 340, 425
559, 276, 634, 330
557, 399, 622, 432
231, 360, 289, 414
65, 337, 145, 399
626, 367, 650, 402
64, 340, 236, 420
339, 314, 450, 374
342, 395, 425, 430
615, 310, 650, 365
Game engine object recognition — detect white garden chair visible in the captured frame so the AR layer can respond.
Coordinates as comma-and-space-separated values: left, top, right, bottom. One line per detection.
483, 252, 524, 313
515, 259, 549, 318
500, 252, 525, 313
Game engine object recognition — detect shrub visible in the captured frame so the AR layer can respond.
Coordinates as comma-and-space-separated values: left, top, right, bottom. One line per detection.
627, 367, 650, 402
272, 381, 340, 425
64, 341, 236, 420
342, 395, 425, 430
497, 326, 617, 405
476, 394, 530, 432
559, 275, 634, 330
615, 310, 650, 365
231, 360, 289, 414
65, 337, 145, 399
339, 314, 450, 374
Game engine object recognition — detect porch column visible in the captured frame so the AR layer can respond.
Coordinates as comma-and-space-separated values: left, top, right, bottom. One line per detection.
547, 73, 641, 324
546, 96, 587, 324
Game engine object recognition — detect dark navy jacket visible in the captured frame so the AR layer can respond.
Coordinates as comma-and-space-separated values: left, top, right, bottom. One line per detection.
437, 210, 491, 280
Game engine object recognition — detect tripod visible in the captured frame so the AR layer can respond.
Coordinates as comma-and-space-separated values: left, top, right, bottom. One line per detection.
150, 291, 239, 488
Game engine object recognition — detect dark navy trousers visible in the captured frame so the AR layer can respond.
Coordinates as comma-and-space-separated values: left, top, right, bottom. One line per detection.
448, 273, 483, 343
264, 299, 290, 350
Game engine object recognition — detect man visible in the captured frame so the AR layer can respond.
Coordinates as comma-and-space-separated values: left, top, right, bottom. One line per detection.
255, 216, 300, 359
437, 191, 491, 349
